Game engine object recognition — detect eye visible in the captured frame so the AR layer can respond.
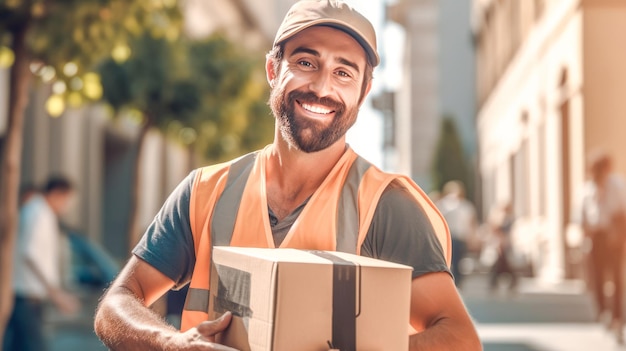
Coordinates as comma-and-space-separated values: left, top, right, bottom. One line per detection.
336, 70, 352, 78
298, 59, 314, 68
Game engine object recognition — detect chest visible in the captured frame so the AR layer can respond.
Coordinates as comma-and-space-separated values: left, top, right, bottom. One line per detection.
265, 185, 312, 221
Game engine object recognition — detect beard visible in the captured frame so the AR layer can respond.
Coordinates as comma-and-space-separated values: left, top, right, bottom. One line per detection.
269, 86, 358, 153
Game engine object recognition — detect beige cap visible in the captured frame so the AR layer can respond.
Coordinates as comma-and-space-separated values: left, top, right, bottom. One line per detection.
273, 0, 380, 67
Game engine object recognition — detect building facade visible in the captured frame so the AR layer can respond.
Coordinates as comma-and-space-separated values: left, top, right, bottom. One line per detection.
473, 0, 626, 281
386, 0, 477, 192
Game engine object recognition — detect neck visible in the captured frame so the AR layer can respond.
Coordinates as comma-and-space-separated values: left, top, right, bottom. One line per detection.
265, 138, 347, 219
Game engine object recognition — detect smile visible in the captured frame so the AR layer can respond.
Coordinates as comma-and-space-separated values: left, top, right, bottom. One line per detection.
298, 101, 335, 115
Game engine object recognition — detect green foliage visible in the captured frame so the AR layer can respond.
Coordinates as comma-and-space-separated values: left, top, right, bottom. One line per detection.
98, 34, 199, 127
0, 0, 182, 104
431, 116, 473, 198
98, 32, 273, 163
98, 58, 131, 110
188, 34, 273, 162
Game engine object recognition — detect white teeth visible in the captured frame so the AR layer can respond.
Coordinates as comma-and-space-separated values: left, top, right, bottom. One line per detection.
301, 103, 332, 114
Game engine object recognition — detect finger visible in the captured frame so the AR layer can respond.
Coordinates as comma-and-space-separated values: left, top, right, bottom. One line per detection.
197, 312, 233, 337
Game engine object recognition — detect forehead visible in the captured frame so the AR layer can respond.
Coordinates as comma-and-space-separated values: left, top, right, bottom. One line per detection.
282, 26, 367, 68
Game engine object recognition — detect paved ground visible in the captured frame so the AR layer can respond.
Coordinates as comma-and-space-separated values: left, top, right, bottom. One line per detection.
462, 273, 626, 351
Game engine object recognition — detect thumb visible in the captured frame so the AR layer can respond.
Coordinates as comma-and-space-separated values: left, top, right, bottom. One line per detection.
197, 312, 233, 338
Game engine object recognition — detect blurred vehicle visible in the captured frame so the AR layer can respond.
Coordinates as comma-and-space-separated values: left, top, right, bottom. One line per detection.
67, 232, 119, 289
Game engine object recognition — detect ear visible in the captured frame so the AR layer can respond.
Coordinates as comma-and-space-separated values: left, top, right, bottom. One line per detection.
266, 57, 277, 87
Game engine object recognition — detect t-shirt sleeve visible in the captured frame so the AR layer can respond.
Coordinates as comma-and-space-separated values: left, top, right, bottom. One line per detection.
361, 182, 451, 280
132, 170, 197, 289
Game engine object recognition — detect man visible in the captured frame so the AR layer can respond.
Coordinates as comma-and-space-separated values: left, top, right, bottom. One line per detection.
487, 202, 518, 293
437, 180, 477, 288
94, 1, 481, 350
4, 177, 80, 351
581, 149, 626, 344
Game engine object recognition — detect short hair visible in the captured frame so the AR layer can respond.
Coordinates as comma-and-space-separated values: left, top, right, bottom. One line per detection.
44, 176, 74, 194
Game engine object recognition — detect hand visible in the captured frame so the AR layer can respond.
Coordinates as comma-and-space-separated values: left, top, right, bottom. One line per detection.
50, 288, 81, 316
164, 312, 239, 351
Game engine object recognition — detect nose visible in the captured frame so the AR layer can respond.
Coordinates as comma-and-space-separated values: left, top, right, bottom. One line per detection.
308, 70, 334, 98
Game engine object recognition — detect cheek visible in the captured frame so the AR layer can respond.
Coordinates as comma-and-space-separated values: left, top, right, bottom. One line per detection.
276, 68, 302, 87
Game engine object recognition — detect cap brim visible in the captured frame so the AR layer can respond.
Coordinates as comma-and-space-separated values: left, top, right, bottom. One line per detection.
274, 19, 380, 66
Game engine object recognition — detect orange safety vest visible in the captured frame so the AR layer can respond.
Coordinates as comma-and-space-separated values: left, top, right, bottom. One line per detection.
180, 146, 450, 331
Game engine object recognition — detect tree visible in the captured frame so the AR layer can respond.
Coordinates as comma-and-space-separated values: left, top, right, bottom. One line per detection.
98, 32, 272, 248
431, 116, 474, 200
0, 0, 181, 342
186, 35, 273, 163
99, 33, 200, 247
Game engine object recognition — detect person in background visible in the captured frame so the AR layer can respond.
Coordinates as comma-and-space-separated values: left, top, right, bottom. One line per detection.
488, 201, 518, 294
18, 183, 39, 207
3, 176, 81, 351
94, 1, 482, 350
580, 149, 626, 344
437, 180, 477, 288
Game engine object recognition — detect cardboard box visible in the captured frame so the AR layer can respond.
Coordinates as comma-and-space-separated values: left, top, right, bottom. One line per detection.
209, 247, 412, 351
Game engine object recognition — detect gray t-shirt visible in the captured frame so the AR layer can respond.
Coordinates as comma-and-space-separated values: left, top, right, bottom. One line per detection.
134, 170, 450, 288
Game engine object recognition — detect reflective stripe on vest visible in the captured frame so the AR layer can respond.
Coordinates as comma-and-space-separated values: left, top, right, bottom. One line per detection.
180, 146, 451, 331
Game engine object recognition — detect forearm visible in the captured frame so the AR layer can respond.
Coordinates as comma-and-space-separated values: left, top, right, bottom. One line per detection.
94, 286, 177, 351
408, 317, 482, 351
407, 253, 481, 350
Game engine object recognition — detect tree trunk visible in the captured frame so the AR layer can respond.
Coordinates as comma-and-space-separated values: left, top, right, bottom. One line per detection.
0, 23, 32, 344
126, 117, 152, 250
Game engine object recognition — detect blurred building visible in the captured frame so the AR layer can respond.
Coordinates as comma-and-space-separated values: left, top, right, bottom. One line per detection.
472, 0, 626, 281
181, 0, 292, 49
384, 0, 477, 192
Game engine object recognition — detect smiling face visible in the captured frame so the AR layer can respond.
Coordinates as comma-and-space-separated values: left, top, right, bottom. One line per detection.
267, 25, 372, 153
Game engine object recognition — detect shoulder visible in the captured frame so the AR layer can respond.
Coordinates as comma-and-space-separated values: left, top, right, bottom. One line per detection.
365, 181, 450, 278
375, 182, 432, 227
379, 182, 418, 205
194, 151, 259, 187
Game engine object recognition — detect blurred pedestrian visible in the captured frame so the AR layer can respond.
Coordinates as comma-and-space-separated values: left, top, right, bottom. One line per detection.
437, 180, 477, 288
3, 176, 81, 351
580, 149, 626, 343
488, 201, 518, 293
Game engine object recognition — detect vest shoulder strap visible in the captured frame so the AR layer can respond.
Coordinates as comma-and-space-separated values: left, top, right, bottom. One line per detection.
211, 152, 258, 246
188, 154, 253, 254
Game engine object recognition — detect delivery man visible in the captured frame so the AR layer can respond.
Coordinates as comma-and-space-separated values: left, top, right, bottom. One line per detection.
94, 1, 482, 350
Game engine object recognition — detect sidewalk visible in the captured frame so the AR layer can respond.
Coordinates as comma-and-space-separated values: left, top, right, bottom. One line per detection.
461, 273, 626, 351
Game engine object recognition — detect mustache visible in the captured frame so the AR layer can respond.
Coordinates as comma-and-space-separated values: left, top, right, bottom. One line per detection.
287, 90, 344, 113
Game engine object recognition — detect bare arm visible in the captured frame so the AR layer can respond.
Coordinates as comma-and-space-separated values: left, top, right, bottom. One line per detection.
94, 256, 236, 351
408, 272, 482, 350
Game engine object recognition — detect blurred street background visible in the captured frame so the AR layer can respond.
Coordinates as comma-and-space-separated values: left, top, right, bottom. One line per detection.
2, 0, 626, 350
